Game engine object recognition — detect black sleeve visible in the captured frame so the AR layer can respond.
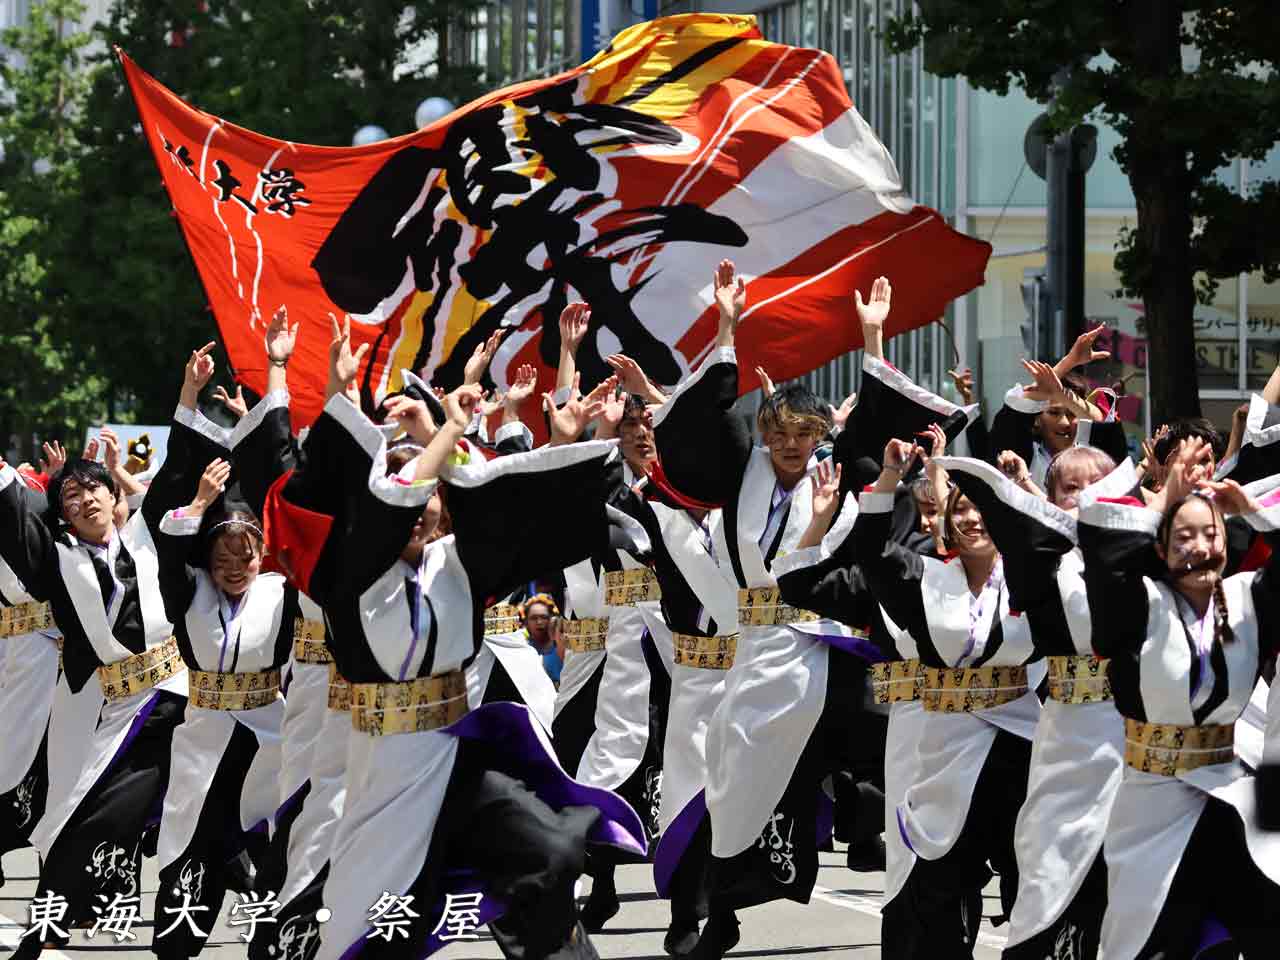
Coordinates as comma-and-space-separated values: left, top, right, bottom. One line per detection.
231, 392, 303, 519
1077, 497, 1157, 661
0, 466, 58, 600
449, 445, 619, 606
275, 586, 303, 668
142, 406, 233, 533
989, 402, 1037, 468
150, 510, 200, 626
492, 422, 534, 456
651, 348, 751, 507
964, 413, 991, 463
852, 496, 930, 644
1218, 395, 1280, 486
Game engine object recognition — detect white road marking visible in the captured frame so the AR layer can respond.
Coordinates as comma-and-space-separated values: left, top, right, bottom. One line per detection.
811, 883, 1009, 951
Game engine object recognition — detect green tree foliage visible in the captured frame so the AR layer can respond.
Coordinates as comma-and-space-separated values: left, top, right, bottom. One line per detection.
0, 0, 485, 454
886, 1, 1280, 422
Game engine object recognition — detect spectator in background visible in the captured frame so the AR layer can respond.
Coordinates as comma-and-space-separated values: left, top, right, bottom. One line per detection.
520, 593, 562, 684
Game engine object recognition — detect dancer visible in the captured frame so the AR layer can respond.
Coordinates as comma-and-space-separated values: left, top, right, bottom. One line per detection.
1079, 452, 1280, 958
233, 315, 646, 960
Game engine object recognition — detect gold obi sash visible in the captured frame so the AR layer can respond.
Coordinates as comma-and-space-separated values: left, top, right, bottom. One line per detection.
189, 668, 281, 710
603, 569, 661, 606
97, 636, 183, 702
737, 587, 819, 627
871, 659, 925, 704
1123, 718, 1235, 776
563, 617, 608, 653
920, 664, 1029, 713
0, 601, 53, 638
327, 664, 351, 712
484, 604, 521, 636
292, 617, 332, 664
350, 669, 468, 736
672, 632, 738, 670
1046, 655, 1112, 704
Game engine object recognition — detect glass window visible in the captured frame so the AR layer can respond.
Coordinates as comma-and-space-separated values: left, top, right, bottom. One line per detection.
879, 0, 896, 152
858, 0, 875, 126
918, 70, 938, 208
967, 86, 1136, 209
1248, 271, 1280, 392
899, 40, 914, 194
802, 0, 818, 49
839, 0, 854, 94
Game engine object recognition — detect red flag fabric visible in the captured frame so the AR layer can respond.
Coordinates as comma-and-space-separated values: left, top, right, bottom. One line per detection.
119, 13, 990, 429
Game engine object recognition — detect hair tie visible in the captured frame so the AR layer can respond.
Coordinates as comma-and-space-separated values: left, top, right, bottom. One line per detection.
208, 519, 263, 539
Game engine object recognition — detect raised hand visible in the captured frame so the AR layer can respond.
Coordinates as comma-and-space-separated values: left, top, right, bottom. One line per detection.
382, 394, 438, 445
713, 260, 747, 346
1198, 478, 1262, 516
213, 385, 248, 420
478, 391, 507, 418
191, 458, 232, 514
99, 428, 123, 474
1059, 325, 1111, 372
947, 367, 975, 406
883, 438, 920, 474
464, 328, 505, 385
543, 373, 606, 445
810, 459, 843, 526
755, 366, 776, 398
918, 422, 948, 463
444, 384, 484, 431
82, 438, 100, 463
265, 305, 299, 365
589, 376, 625, 438
830, 391, 856, 430
559, 302, 591, 355
505, 364, 538, 409
41, 440, 67, 477
608, 354, 652, 396
326, 313, 370, 400
1020, 358, 1067, 403
186, 342, 217, 391
855, 277, 892, 332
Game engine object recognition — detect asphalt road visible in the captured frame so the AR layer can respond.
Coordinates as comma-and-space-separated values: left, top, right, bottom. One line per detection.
2, 846, 1006, 958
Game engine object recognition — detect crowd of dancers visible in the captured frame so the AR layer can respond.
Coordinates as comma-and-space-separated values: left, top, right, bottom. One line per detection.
1, 261, 1278, 960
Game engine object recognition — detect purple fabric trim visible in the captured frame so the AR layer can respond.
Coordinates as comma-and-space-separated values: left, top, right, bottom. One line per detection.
100, 690, 162, 781
815, 632, 889, 662
896, 806, 914, 854
1192, 916, 1232, 958
338, 701, 645, 960
815, 790, 834, 848
445, 702, 647, 855
653, 790, 707, 898
274, 779, 309, 825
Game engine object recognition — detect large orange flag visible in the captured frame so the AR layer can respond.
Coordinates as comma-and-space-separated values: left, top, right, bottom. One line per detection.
120, 13, 990, 428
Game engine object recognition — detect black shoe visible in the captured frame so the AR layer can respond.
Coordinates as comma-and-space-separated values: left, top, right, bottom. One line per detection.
845, 834, 887, 872
687, 912, 739, 960
9, 934, 54, 960
664, 920, 701, 957
580, 885, 620, 933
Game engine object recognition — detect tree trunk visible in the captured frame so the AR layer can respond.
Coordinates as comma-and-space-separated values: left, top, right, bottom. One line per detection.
1127, 1, 1202, 427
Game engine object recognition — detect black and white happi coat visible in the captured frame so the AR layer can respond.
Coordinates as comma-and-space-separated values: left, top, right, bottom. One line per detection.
652, 347, 977, 890
0, 551, 61, 855
150, 500, 296, 947
553, 458, 669, 845
991, 383, 1130, 490
849, 484, 1044, 865
232, 390, 646, 960
0, 407, 212, 872
1077, 461, 1280, 960
937, 457, 1123, 954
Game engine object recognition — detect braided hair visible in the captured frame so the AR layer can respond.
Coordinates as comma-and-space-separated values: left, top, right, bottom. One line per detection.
1158, 492, 1235, 646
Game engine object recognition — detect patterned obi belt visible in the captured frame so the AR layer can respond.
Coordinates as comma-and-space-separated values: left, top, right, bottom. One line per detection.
327, 664, 351, 712
871, 659, 924, 704
350, 669, 468, 736
189, 667, 281, 710
97, 636, 183, 702
1124, 718, 1235, 776
1046, 655, 1112, 704
672, 632, 738, 670
0, 601, 53, 638
484, 603, 521, 637
292, 617, 332, 664
563, 617, 608, 653
604, 569, 661, 606
920, 664, 1029, 713
737, 587, 818, 627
